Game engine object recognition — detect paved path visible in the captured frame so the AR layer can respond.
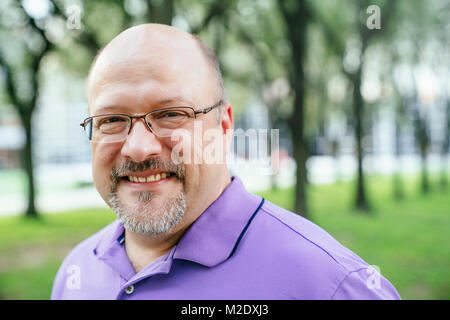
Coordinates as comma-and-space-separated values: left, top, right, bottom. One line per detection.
1, 187, 108, 217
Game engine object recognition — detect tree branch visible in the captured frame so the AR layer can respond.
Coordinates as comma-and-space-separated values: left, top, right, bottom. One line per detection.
0, 54, 24, 113
190, 0, 233, 34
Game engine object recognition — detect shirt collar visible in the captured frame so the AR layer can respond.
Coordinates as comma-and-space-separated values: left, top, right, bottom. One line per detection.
172, 176, 264, 267
94, 219, 125, 258
94, 220, 136, 281
94, 176, 264, 270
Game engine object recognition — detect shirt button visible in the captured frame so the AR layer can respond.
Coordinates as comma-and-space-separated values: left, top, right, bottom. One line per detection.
125, 285, 134, 295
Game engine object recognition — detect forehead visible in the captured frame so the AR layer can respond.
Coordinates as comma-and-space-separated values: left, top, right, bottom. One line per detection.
89, 64, 203, 116
87, 29, 216, 114
92, 83, 196, 116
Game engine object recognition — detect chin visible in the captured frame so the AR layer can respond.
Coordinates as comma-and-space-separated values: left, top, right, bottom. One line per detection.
109, 190, 187, 235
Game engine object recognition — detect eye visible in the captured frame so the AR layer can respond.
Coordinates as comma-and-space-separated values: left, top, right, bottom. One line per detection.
96, 116, 126, 127
94, 115, 129, 131
102, 116, 127, 123
164, 112, 182, 117
156, 110, 190, 119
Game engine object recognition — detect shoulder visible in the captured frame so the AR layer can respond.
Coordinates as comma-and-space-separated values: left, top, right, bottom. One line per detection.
256, 200, 368, 272
237, 199, 400, 299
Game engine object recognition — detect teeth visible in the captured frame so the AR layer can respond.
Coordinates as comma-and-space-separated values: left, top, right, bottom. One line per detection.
128, 172, 171, 183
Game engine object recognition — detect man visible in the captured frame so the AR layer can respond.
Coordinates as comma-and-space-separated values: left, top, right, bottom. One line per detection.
51, 24, 401, 300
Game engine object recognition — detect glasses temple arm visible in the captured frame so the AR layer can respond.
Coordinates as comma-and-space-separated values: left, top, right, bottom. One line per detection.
194, 100, 223, 114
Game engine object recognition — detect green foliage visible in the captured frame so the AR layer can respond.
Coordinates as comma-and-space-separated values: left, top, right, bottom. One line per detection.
84, 1, 126, 46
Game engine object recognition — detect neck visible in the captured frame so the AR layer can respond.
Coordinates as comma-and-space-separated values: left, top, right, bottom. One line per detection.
125, 229, 180, 254
124, 169, 232, 273
124, 228, 181, 273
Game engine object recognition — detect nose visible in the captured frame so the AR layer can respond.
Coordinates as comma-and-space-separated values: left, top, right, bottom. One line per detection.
120, 119, 163, 162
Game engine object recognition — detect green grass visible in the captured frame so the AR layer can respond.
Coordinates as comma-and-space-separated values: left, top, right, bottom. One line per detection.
0, 209, 116, 300
0, 174, 449, 299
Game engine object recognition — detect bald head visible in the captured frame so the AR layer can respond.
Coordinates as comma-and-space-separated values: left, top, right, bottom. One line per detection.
87, 24, 224, 113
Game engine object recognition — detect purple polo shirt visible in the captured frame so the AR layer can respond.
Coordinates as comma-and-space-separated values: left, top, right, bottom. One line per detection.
51, 176, 401, 300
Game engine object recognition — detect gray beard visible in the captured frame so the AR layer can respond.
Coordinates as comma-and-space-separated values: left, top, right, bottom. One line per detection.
109, 190, 186, 235
107, 158, 187, 235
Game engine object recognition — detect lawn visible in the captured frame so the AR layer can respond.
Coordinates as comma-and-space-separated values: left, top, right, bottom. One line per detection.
0, 174, 449, 299
0, 208, 116, 299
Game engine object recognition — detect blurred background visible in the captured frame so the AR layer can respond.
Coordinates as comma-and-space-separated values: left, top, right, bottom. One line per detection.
0, 0, 449, 299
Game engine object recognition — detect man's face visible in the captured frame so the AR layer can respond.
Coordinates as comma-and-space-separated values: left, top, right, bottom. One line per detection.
87, 26, 232, 235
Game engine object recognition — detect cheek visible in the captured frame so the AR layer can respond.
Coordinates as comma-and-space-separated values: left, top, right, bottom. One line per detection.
182, 164, 200, 194
91, 144, 121, 193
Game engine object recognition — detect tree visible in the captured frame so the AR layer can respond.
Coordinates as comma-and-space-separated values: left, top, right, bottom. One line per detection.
0, 0, 53, 218
434, 2, 449, 191
0, 0, 178, 218
317, 0, 397, 212
276, 0, 313, 217
391, 0, 445, 195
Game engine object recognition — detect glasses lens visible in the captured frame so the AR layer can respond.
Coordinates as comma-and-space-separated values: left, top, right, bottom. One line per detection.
87, 115, 130, 143
147, 107, 194, 137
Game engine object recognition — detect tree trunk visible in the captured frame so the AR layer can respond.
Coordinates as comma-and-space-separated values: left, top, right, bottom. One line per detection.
278, 0, 310, 218
352, 65, 370, 211
291, 127, 308, 216
441, 98, 449, 190
393, 104, 404, 200
289, 83, 308, 216
20, 112, 38, 218
351, 3, 372, 212
419, 130, 430, 194
416, 108, 430, 194
421, 152, 429, 193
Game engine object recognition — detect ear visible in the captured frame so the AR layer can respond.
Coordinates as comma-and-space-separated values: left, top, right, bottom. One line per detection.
220, 102, 234, 154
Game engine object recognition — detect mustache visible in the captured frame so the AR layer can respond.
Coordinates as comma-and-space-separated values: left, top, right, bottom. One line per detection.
110, 158, 185, 193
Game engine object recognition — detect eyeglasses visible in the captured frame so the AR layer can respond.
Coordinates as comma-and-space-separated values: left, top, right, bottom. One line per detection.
80, 100, 222, 143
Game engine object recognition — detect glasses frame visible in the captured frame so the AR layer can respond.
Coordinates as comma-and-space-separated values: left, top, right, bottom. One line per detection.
80, 100, 223, 141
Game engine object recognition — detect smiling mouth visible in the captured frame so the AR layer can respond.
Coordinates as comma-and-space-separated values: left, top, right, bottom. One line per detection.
122, 172, 176, 183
